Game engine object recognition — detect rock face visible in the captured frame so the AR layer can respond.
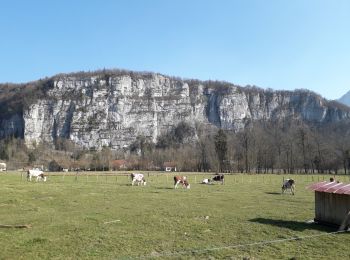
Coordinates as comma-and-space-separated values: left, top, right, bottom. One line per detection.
1, 71, 350, 150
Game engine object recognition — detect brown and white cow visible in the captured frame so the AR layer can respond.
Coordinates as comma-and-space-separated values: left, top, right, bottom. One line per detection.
174, 176, 190, 189
212, 174, 224, 184
282, 179, 295, 195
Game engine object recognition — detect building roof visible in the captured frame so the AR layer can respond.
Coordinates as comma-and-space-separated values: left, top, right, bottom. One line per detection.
111, 159, 127, 166
163, 162, 176, 167
307, 181, 350, 195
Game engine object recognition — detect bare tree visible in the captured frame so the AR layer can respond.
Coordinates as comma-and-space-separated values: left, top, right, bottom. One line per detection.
214, 129, 228, 173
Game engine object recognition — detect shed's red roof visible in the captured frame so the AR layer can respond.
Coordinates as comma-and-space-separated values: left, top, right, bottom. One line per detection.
307, 181, 350, 195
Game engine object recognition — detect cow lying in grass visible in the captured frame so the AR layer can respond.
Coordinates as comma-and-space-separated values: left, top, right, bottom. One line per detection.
131, 173, 146, 186
174, 176, 190, 189
282, 179, 295, 195
27, 169, 47, 182
201, 178, 212, 184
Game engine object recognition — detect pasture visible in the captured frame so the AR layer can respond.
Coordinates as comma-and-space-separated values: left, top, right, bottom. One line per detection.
0, 172, 349, 259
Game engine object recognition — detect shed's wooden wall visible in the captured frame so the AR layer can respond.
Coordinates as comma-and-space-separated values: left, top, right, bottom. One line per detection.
315, 192, 350, 226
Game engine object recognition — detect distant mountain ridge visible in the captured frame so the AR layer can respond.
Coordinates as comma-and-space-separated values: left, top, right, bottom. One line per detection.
0, 69, 350, 150
338, 90, 350, 106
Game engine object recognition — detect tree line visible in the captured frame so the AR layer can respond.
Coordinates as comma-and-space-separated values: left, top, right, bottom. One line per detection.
124, 119, 350, 174
1, 119, 350, 174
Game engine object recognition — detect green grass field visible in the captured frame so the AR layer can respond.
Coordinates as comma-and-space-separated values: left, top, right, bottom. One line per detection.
0, 172, 349, 259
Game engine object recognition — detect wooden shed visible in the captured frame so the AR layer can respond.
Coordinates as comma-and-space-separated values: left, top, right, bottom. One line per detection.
163, 162, 177, 172
308, 181, 350, 228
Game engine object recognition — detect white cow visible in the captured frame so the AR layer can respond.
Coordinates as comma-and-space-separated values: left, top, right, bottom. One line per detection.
131, 173, 146, 186
27, 168, 47, 182
0, 162, 6, 171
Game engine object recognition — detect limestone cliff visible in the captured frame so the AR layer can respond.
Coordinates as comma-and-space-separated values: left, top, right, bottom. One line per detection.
1, 70, 349, 150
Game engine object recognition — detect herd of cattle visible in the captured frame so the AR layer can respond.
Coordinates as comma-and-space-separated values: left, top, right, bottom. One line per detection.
130, 173, 296, 194
25, 169, 296, 195
130, 173, 226, 189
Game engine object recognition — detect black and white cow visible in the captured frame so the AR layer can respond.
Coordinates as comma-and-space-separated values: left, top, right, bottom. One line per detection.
174, 176, 190, 189
282, 179, 295, 195
131, 173, 146, 186
212, 174, 224, 184
201, 178, 212, 184
27, 169, 47, 182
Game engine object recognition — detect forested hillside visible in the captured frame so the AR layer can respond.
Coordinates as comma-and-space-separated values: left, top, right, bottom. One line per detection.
1, 70, 349, 173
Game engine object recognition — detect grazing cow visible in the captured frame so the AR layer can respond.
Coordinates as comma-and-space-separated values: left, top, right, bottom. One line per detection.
281, 179, 295, 195
329, 177, 340, 183
212, 174, 224, 184
27, 169, 47, 182
131, 173, 146, 186
174, 176, 190, 189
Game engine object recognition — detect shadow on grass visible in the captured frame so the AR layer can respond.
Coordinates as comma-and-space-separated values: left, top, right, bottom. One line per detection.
154, 187, 174, 190
117, 183, 148, 187
265, 192, 282, 195
117, 183, 132, 186
250, 217, 336, 232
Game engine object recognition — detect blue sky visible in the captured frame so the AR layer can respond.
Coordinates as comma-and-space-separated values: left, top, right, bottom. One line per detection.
1, 0, 349, 100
